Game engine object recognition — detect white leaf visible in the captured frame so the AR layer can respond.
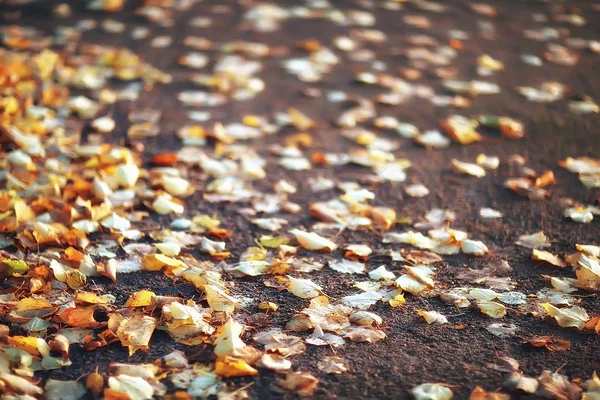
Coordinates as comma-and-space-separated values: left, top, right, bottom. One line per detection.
452, 159, 486, 177
369, 265, 395, 281
154, 242, 182, 257
417, 310, 448, 325
152, 194, 185, 215
486, 323, 518, 338
161, 176, 191, 197
287, 276, 322, 298
516, 231, 551, 249
100, 213, 131, 231
497, 291, 527, 305
405, 184, 430, 198
461, 239, 489, 256
204, 285, 239, 315
564, 206, 594, 223
411, 383, 453, 400
396, 275, 428, 295
342, 291, 382, 309
345, 244, 372, 257
465, 276, 499, 294
329, 259, 365, 274
476, 154, 500, 169
214, 319, 246, 357
415, 130, 450, 149
229, 261, 271, 277
290, 229, 337, 251
91, 116, 115, 133
108, 375, 154, 400
44, 379, 86, 400
115, 163, 140, 188
256, 354, 292, 371
480, 207, 503, 219
349, 311, 382, 326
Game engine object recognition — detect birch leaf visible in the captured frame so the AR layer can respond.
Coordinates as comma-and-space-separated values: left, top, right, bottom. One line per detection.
329, 259, 365, 274
477, 300, 507, 318
532, 249, 566, 268
214, 319, 246, 357
108, 375, 154, 400
290, 229, 337, 251
516, 231, 551, 249
116, 315, 157, 356
541, 303, 589, 329
417, 310, 448, 325
205, 285, 239, 315
452, 159, 486, 177
342, 291, 382, 309
287, 276, 323, 298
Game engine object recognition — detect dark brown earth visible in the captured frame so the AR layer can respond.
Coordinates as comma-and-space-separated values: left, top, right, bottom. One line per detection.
2, 0, 600, 399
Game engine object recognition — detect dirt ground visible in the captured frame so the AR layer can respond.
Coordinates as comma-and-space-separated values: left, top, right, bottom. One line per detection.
2, 0, 600, 399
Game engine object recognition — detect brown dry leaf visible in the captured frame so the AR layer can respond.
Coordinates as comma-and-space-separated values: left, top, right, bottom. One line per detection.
526, 336, 571, 351
401, 249, 444, 264
537, 371, 582, 400
278, 372, 319, 396
505, 372, 539, 393
288, 108, 315, 131
532, 249, 566, 268
343, 326, 387, 343
317, 356, 348, 375
469, 387, 510, 400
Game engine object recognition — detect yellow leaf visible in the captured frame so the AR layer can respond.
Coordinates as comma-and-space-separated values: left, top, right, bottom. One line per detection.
288, 108, 315, 131
74, 292, 112, 305
14, 199, 35, 224
66, 269, 87, 290
7, 335, 48, 356
389, 294, 406, 308
214, 357, 258, 377
477, 300, 507, 318
116, 315, 157, 356
16, 297, 54, 312
125, 290, 156, 308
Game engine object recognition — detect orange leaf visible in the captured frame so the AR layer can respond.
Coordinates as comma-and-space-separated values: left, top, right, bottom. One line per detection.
208, 228, 231, 239
64, 246, 85, 262
59, 308, 106, 329
210, 251, 231, 260
526, 336, 571, 351
584, 316, 600, 334
151, 153, 178, 166
103, 389, 131, 400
